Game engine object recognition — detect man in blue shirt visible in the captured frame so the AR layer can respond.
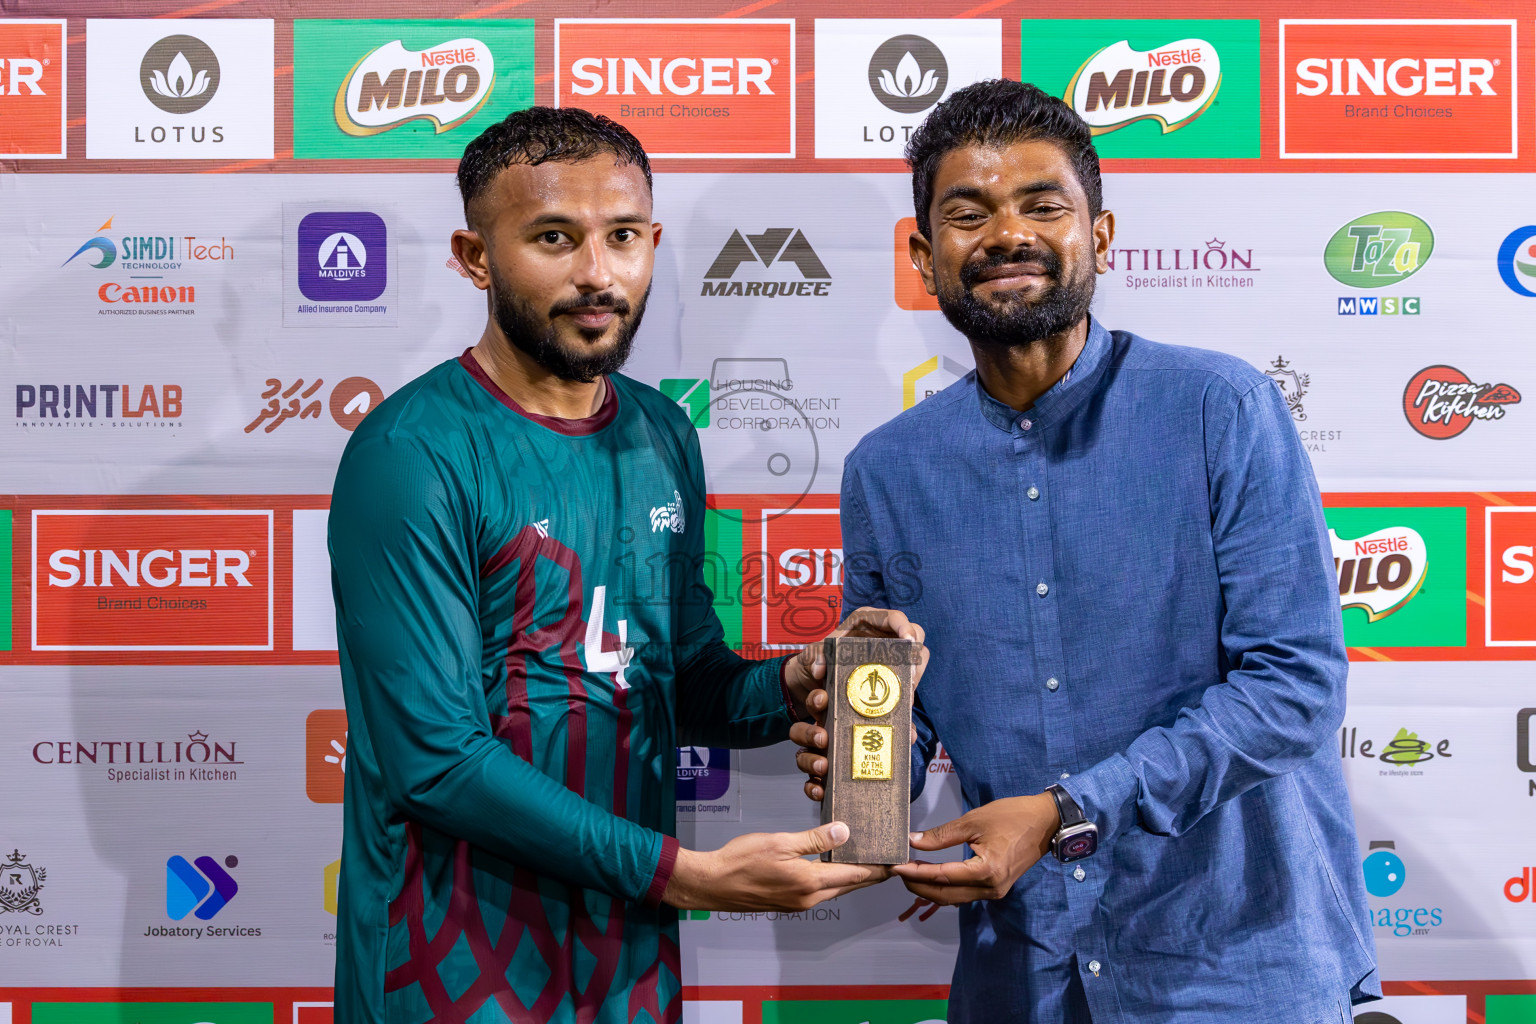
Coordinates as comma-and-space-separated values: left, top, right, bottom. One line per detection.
792, 80, 1378, 1022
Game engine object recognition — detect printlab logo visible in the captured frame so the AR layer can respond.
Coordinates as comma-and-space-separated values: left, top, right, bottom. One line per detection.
1496, 226, 1536, 297
1323, 507, 1466, 648
1020, 19, 1260, 158
1266, 356, 1309, 422
298, 212, 387, 302
676, 746, 731, 801
869, 35, 947, 114
0, 19, 67, 159
1402, 365, 1520, 440
0, 849, 46, 915
139, 34, 218, 114
166, 854, 237, 920
15, 383, 185, 429
306, 710, 348, 804
702, 228, 831, 297
293, 20, 534, 159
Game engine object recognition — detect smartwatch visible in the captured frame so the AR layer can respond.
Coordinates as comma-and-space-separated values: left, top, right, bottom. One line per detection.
1045, 784, 1099, 863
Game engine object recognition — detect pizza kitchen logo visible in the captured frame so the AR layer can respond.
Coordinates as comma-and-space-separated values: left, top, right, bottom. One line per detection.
1402, 365, 1520, 439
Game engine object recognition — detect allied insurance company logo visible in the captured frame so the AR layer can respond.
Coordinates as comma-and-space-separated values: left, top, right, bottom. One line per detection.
677, 746, 731, 801
61, 216, 233, 315
166, 854, 238, 920
701, 227, 831, 297
297, 212, 387, 302
1279, 19, 1517, 159
1324, 211, 1430, 316
31, 509, 274, 652
0, 19, 66, 159
293, 19, 533, 159
1361, 840, 1443, 938
1402, 366, 1520, 439
1021, 19, 1260, 158
555, 19, 795, 158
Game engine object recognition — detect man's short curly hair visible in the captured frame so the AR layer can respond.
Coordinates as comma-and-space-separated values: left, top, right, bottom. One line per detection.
457, 106, 652, 228
905, 79, 1103, 239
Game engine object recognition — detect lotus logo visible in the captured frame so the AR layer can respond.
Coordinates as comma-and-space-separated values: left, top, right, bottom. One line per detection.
867, 35, 948, 115
139, 35, 221, 115
1066, 37, 1220, 135
335, 38, 495, 137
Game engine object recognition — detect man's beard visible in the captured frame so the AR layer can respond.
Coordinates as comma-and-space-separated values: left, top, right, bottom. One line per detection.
489, 265, 650, 384
935, 245, 1095, 352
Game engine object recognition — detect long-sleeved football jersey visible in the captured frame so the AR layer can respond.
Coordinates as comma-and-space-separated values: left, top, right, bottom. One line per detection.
328, 350, 792, 1024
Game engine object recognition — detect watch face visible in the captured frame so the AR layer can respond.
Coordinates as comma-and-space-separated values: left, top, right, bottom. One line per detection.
1056, 825, 1098, 863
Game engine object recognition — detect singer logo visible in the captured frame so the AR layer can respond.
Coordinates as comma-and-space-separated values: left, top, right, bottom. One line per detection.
0, 20, 66, 158
761, 508, 843, 648
32, 509, 273, 651
1487, 507, 1536, 646
1279, 20, 1516, 158
554, 20, 794, 158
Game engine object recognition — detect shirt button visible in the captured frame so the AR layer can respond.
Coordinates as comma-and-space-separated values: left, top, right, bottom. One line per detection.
1036, 582, 1049, 597
1060, 771, 1071, 779
1027, 485, 1040, 500
1046, 677, 1060, 691
1073, 866, 1086, 882
1019, 417, 1033, 431
1088, 959, 1102, 975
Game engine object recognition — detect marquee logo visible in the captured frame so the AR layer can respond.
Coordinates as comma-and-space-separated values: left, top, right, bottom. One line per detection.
166, 854, 237, 920
555, 20, 794, 158
32, 509, 274, 652
1324, 212, 1433, 289
701, 228, 831, 297
139, 34, 219, 115
1323, 506, 1465, 648
1329, 525, 1426, 621
0, 19, 66, 158
335, 38, 493, 137
1402, 365, 1520, 440
868, 35, 946, 114
294, 20, 532, 159
1487, 508, 1536, 647
1279, 20, 1516, 158
1021, 19, 1259, 158
1066, 37, 1220, 135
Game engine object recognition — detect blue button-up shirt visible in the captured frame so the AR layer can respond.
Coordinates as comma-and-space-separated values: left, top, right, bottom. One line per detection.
840, 320, 1379, 1024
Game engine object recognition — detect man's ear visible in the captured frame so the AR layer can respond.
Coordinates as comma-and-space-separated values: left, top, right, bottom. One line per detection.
1093, 210, 1116, 275
909, 229, 938, 297
451, 228, 492, 292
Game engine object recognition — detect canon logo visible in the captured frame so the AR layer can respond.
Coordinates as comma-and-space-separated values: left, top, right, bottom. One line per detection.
569, 57, 774, 96
0, 57, 45, 95
1294, 57, 1496, 97
48, 548, 252, 588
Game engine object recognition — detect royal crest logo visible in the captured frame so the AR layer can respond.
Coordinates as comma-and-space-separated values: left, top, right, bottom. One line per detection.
650, 490, 685, 534
0, 849, 46, 915
1266, 356, 1309, 422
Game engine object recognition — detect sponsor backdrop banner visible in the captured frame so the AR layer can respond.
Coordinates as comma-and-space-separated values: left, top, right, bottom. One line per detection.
2, 1, 1536, 1022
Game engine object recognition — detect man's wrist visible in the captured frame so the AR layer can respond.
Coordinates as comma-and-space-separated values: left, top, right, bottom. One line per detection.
779, 654, 810, 722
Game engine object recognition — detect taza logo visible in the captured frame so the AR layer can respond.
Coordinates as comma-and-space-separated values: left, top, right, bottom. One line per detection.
868, 35, 946, 114
1402, 365, 1520, 439
335, 37, 493, 136
139, 34, 219, 114
1066, 37, 1219, 135
0, 849, 46, 915
1324, 211, 1433, 288
1329, 525, 1425, 621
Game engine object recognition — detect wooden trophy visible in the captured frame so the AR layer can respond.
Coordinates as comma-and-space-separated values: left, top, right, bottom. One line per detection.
819, 635, 921, 864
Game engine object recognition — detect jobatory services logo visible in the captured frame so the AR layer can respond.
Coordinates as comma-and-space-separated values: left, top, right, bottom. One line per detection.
0, 20, 66, 158
15, 382, 184, 429
702, 228, 831, 297
814, 20, 1001, 158
1279, 20, 1516, 159
1108, 236, 1261, 292
1362, 840, 1443, 939
85, 19, 274, 159
1487, 507, 1536, 646
1496, 226, 1536, 297
293, 20, 533, 158
306, 709, 348, 804
32, 729, 243, 785
31, 509, 274, 652
0, 849, 46, 916
1020, 19, 1259, 158
1323, 506, 1466, 647
1402, 365, 1520, 439
555, 19, 795, 158
166, 854, 238, 920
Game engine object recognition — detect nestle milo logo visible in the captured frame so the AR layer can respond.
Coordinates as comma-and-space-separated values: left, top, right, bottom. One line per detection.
1324, 211, 1434, 289
1065, 37, 1220, 134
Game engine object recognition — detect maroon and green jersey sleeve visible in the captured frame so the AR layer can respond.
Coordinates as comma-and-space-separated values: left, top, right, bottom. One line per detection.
328, 352, 790, 1024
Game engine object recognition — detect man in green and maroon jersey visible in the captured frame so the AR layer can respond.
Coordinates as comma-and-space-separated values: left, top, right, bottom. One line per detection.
327, 107, 924, 1024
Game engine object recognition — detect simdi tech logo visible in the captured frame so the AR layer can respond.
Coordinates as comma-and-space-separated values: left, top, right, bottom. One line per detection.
293, 20, 533, 159
555, 20, 795, 158
85, 19, 275, 160
814, 20, 1001, 159
60, 215, 235, 317
31, 509, 274, 652
0, 19, 66, 158
1323, 506, 1466, 648
1020, 19, 1259, 158
1280, 20, 1516, 159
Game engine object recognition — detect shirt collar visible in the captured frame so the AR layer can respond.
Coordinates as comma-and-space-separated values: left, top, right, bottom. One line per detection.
973, 317, 1112, 435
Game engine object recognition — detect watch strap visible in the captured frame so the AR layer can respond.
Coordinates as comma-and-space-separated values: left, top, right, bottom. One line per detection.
1046, 784, 1086, 828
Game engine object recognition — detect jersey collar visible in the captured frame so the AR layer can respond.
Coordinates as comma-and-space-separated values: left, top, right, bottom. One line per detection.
457, 348, 619, 436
